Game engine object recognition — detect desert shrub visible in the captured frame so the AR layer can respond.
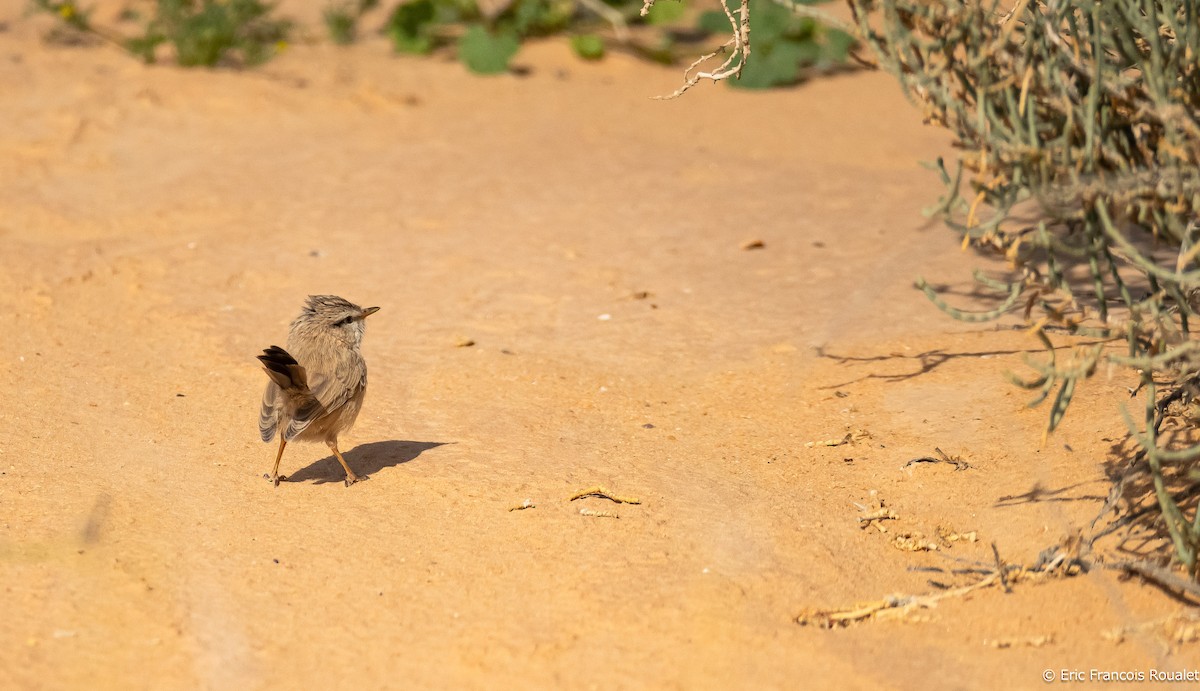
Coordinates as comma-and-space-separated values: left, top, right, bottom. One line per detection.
838, 0, 1200, 576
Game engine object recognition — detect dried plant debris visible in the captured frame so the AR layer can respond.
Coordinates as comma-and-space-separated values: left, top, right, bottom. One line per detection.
855, 491, 978, 549
892, 532, 941, 552
569, 486, 642, 505
1103, 611, 1200, 647
904, 447, 971, 471
798, 568, 1049, 628
983, 635, 1055, 649
796, 575, 1000, 628
508, 499, 535, 512
936, 526, 979, 545
855, 492, 897, 531
579, 507, 620, 519
1032, 532, 1087, 573
856, 494, 898, 533
798, 536, 1087, 628
893, 526, 980, 552
807, 428, 872, 448
858, 508, 898, 532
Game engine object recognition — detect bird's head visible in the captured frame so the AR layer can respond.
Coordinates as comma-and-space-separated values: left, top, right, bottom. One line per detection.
296, 295, 380, 347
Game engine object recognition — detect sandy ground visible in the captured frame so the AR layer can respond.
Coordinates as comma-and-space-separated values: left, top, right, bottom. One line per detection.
1, 4, 1197, 689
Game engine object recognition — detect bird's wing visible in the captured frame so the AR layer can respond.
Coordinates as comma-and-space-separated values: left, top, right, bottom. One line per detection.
304, 354, 367, 419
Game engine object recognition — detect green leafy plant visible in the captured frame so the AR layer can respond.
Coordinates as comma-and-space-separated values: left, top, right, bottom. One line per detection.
33, 0, 292, 66
644, 0, 686, 25
570, 32, 604, 60
384, 0, 438, 53
33, 0, 854, 84
153, 0, 291, 66
459, 24, 520, 73
33, 0, 92, 32
384, 0, 576, 74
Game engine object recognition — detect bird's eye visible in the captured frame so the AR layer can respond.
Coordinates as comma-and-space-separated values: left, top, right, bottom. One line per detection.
338, 316, 354, 326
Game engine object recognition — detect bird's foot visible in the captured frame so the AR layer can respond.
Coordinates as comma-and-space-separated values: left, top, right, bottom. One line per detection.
344, 473, 368, 487
265, 473, 286, 486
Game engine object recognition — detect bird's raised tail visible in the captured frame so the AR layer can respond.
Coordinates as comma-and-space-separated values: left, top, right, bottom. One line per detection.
258, 345, 309, 392
257, 346, 325, 442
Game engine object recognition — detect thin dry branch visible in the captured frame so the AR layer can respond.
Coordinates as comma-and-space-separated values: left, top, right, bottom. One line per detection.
647, 0, 751, 99
798, 535, 1092, 628
796, 573, 1000, 627
569, 485, 643, 504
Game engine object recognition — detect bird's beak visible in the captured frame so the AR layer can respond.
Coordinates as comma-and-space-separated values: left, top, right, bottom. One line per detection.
361, 306, 380, 318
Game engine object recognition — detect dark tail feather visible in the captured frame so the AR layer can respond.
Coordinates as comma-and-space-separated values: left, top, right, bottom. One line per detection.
257, 345, 325, 441
257, 345, 310, 392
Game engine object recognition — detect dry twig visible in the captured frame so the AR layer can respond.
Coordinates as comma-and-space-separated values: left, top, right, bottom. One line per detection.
579, 507, 620, 519
857, 507, 898, 530
903, 447, 971, 471
983, 635, 1054, 649
796, 573, 1000, 627
798, 535, 1087, 628
645, 0, 750, 99
569, 486, 642, 504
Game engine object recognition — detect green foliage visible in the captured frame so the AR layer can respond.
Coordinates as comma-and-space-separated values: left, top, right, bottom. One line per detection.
125, 31, 164, 61
32, 0, 92, 32
645, 0, 686, 25
570, 33, 605, 60
458, 24, 519, 73
383, 0, 576, 74
507, 0, 574, 35
698, 0, 852, 89
850, 0, 1200, 576
31, 0, 852, 85
323, 2, 358, 45
152, 0, 291, 67
694, 8, 730, 33
822, 26, 853, 62
33, 0, 291, 66
384, 0, 437, 53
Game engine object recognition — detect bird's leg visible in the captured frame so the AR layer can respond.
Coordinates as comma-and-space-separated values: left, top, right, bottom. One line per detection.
271, 437, 287, 487
326, 438, 362, 486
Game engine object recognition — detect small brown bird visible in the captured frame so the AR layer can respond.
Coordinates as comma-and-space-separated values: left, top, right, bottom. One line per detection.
257, 295, 379, 486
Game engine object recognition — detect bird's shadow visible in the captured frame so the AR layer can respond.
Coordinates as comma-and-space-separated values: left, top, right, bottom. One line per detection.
284, 440, 450, 485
